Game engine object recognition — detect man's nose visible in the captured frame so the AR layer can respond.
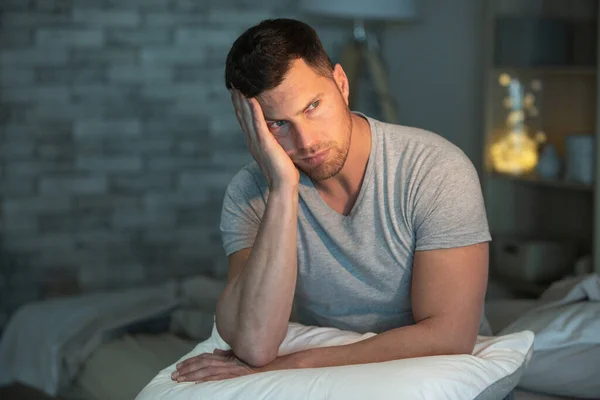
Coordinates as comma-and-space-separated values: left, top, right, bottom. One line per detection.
293, 123, 319, 152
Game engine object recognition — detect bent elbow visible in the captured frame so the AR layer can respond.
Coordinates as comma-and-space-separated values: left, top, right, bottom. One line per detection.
229, 325, 286, 367
233, 343, 279, 367
247, 347, 279, 368
447, 336, 477, 356
214, 312, 234, 346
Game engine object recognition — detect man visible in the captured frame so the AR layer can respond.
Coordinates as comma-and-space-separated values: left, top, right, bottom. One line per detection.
172, 18, 491, 384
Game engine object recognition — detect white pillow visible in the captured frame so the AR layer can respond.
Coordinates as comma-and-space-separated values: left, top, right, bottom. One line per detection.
136, 321, 534, 400
500, 302, 600, 398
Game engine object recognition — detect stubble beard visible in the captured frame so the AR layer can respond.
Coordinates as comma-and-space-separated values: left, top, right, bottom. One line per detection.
302, 108, 353, 181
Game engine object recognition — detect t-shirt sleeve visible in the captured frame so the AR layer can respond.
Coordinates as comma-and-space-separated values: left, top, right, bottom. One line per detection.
412, 145, 491, 251
219, 167, 267, 257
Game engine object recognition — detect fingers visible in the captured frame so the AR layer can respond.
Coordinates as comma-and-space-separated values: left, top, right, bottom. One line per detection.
213, 349, 233, 356
175, 366, 242, 383
236, 91, 255, 131
177, 353, 228, 368
171, 350, 255, 384
230, 90, 250, 134
230, 89, 256, 147
172, 353, 229, 380
195, 373, 236, 384
230, 89, 267, 134
172, 365, 224, 382
246, 97, 269, 142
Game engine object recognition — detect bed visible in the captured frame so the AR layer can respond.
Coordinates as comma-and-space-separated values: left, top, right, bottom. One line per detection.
0, 275, 224, 400
67, 333, 196, 400
485, 299, 570, 400
1, 274, 598, 400
485, 274, 600, 400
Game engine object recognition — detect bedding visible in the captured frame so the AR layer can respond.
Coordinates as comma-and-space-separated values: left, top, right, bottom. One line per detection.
500, 273, 600, 399
136, 321, 534, 400
0, 275, 226, 397
516, 343, 598, 399
71, 333, 196, 400
0, 283, 179, 396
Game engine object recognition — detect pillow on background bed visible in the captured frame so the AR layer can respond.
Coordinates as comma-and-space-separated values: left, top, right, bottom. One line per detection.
136, 321, 534, 400
501, 301, 600, 398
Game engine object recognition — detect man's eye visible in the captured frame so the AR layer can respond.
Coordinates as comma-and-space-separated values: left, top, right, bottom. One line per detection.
309, 100, 320, 110
271, 120, 286, 128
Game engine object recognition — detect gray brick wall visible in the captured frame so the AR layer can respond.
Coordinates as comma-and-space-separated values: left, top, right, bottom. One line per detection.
0, 0, 351, 328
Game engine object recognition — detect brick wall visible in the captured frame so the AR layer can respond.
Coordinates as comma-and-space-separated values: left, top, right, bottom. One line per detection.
0, 0, 352, 328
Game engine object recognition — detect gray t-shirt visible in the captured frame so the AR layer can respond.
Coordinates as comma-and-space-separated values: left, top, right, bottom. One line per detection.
220, 113, 492, 335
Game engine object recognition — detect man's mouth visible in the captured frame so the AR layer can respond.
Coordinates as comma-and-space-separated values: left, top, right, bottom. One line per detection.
301, 149, 330, 166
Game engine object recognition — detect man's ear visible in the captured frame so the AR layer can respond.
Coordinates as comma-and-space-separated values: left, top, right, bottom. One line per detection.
332, 64, 350, 106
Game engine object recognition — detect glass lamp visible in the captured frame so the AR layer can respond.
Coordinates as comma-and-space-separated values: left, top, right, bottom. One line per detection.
489, 72, 545, 176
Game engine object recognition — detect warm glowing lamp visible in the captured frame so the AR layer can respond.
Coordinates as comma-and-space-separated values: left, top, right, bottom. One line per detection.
489, 74, 544, 175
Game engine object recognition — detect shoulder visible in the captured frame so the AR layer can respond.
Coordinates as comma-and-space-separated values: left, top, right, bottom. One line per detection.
226, 162, 269, 200
369, 117, 475, 174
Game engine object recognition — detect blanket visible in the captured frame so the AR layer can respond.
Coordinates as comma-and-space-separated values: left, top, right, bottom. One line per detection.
500, 273, 600, 351
500, 273, 600, 398
0, 283, 179, 396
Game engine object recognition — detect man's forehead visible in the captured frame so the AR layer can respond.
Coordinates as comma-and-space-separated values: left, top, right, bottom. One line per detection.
258, 78, 325, 119
257, 85, 302, 111
258, 60, 321, 102
258, 89, 322, 121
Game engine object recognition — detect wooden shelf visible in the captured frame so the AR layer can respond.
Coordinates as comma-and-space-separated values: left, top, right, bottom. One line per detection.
487, 171, 594, 192
483, 0, 600, 275
491, 67, 597, 76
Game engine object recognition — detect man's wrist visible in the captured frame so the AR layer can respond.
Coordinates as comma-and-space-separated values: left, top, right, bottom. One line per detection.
256, 350, 310, 373
289, 349, 312, 369
270, 183, 299, 198
267, 184, 299, 212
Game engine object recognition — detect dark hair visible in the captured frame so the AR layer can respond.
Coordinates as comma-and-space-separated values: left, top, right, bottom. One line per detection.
225, 18, 334, 98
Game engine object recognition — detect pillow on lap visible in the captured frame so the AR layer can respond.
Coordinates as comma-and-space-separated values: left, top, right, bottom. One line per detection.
136, 321, 534, 400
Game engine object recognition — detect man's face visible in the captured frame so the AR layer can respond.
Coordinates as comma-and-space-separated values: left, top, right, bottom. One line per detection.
256, 59, 352, 181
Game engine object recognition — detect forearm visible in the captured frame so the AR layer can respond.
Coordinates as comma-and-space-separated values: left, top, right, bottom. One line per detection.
216, 185, 299, 365
282, 318, 476, 370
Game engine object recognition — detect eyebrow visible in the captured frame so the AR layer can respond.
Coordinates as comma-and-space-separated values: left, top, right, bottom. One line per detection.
264, 93, 324, 122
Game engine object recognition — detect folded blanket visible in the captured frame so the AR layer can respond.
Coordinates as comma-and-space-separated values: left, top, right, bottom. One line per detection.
0, 283, 180, 396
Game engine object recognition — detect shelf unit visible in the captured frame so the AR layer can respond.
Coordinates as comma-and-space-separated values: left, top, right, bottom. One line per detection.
487, 171, 593, 192
491, 67, 597, 76
482, 0, 600, 289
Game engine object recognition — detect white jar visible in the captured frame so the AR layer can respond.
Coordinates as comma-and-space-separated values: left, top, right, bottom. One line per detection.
565, 134, 595, 185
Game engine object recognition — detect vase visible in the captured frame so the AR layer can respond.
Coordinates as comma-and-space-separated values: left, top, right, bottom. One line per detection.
536, 143, 560, 180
